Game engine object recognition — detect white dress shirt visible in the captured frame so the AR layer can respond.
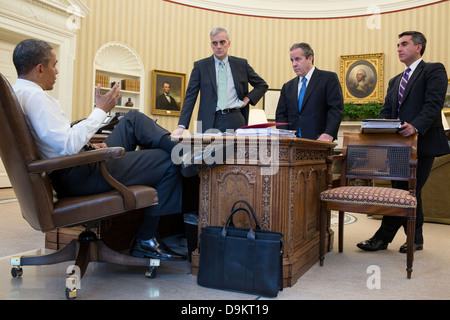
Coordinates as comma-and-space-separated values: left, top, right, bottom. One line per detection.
398, 57, 422, 95
404, 58, 422, 78
13, 78, 107, 159
214, 55, 245, 111
297, 66, 315, 97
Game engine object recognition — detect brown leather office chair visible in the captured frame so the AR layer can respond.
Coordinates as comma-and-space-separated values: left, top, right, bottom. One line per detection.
319, 132, 418, 279
0, 73, 159, 298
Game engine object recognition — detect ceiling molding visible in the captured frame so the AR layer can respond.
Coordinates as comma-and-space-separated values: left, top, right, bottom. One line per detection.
28, 0, 90, 17
165, 0, 445, 19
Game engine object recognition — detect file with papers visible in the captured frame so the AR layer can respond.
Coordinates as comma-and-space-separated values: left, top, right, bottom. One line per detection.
235, 128, 296, 137
360, 119, 402, 133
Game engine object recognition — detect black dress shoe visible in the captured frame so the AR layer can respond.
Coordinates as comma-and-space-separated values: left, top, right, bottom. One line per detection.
356, 237, 388, 251
180, 162, 207, 177
129, 237, 187, 261
180, 144, 224, 177
399, 242, 423, 253
153, 234, 187, 257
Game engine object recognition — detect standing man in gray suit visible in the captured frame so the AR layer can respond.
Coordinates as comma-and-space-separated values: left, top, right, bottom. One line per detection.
172, 27, 268, 135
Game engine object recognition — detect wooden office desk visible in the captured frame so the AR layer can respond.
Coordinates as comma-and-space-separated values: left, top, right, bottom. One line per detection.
179, 135, 336, 287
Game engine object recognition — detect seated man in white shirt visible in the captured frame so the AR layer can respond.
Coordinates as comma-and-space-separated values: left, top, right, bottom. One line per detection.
12, 39, 189, 261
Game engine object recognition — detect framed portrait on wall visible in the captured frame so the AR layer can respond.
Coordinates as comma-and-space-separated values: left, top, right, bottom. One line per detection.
340, 53, 384, 103
444, 78, 450, 117
151, 70, 186, 116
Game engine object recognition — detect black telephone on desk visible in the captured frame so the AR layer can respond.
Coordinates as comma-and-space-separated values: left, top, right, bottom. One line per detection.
97, 115, 120, 133
70, 115, 120, 134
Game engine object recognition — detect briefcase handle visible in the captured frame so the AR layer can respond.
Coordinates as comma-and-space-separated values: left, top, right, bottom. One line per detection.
222, 207, 256, 240
229, 200, 262, 230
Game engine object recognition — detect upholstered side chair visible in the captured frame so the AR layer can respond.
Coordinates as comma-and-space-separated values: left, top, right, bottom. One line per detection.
319, 132, 418, 279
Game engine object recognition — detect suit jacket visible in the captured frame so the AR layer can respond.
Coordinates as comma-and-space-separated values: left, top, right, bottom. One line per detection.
155, 93, 179, 111
178, 55, 268, 132
275, 68, 344, 140
380, 60, 449, 157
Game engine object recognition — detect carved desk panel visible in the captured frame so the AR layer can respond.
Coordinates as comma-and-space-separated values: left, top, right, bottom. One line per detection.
179, 136, 336, 287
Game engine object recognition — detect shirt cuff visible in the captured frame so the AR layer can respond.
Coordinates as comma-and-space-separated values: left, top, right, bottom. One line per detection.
91, 107, 108, 122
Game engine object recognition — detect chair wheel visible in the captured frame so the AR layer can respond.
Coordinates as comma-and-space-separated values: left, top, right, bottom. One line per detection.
11, 267, 23, 278
65, 287, 77, 299
145, 267, 157, 279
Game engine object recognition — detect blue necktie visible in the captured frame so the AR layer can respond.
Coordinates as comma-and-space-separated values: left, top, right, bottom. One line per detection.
217, 61, 227, 110
298, 77, 307, 137
298, 77, 307, 112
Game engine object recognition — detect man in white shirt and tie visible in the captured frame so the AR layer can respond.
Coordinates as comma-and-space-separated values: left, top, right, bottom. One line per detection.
275, 42, 343, 142
357, 31, 449, 253
172, 27, 268, 135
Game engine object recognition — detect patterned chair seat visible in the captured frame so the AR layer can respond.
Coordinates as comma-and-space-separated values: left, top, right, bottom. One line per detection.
319, 133, 418, 279
320, 186, 417, 208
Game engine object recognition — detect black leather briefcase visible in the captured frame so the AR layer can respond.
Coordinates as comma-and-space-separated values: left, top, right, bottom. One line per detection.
197, 200, 284, 297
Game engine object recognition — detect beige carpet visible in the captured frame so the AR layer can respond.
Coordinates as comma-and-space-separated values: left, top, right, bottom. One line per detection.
0, 189, 449, 300
0, 200, 45, 257
281, 211, 450, 300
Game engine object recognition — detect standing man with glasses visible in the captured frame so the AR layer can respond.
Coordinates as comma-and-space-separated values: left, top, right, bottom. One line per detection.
275, 42, 343, 142
357, 31, 449, 253
172, 27, 268, 135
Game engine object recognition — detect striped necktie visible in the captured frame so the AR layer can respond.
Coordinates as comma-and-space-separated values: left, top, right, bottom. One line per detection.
398, 67, 411, 106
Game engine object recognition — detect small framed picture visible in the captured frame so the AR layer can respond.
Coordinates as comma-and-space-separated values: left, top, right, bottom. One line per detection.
445, 78, 450, 108
151, 70, 186, 116
340, 53, 384, 103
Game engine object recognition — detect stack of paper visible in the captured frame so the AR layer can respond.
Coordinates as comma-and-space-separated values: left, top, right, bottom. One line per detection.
360, 119, 402, 133
235, 128, 296, 137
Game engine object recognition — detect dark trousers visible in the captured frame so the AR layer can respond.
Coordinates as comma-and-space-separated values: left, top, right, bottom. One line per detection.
50, 111, 182, 221
212, 109, 246, 132
374, 156, 435, 244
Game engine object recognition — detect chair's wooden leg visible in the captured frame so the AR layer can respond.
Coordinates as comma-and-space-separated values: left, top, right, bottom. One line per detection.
18, 240, 77, 266
406, 215, 415, 279
338, 211, 344, 253
97, 240, 151, 267
319, 208, 326, 266
74, 241, 91, 278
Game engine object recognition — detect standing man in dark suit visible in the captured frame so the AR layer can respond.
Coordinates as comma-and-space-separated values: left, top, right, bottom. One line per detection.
275, 42, 343, 142
172, 27, 268, 135
357, 31, 449, 253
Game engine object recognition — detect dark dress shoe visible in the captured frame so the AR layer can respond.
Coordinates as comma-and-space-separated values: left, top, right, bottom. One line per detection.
180, 162, 206, 177
180, 144, 224, 177
399, 242, 423, 253
129, 237, 187, 261
356, 237, 388, 251
153, 234, 187, 257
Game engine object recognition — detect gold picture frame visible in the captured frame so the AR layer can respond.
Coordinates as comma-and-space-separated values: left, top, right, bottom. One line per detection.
444, 78, 450, 116
151, 70, 186, 116
340, 53, 384, 104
